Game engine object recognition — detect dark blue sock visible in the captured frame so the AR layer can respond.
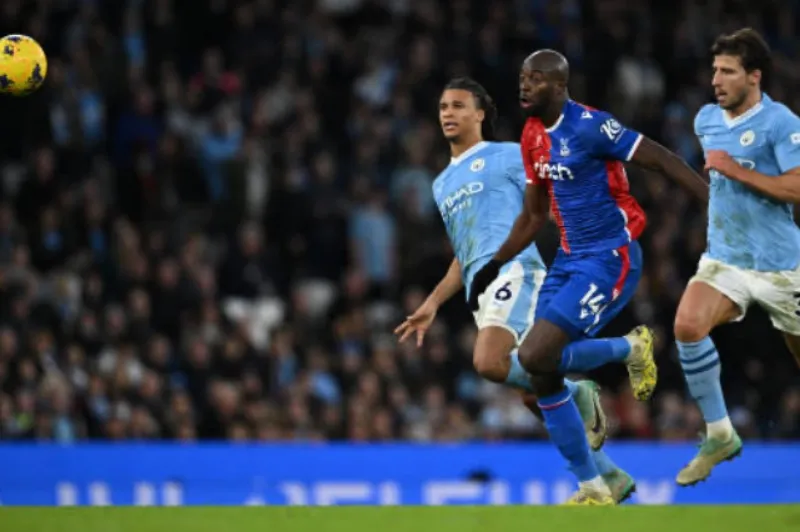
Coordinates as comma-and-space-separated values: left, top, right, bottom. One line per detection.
538, 385, 599, 482
558, 338, 631, 373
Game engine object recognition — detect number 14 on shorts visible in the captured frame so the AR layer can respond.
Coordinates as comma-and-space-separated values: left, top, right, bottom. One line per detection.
580, 283, 607, 325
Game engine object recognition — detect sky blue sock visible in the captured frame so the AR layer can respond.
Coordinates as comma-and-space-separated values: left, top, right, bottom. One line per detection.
592, 449, 618, 476
558, 337, 631, 373
505, 351, 534, 391
678, 337, 728, 423
538, 385, 599, 482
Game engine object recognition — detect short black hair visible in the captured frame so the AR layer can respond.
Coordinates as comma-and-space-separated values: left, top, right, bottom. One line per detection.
443, 77, 497, 140
711, 28, 771, 82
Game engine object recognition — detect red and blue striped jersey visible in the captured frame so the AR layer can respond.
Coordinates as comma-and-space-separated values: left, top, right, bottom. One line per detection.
521, 100, 646, 254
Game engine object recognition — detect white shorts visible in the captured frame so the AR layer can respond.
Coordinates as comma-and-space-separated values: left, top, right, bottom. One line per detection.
690, 256, 800, 335
472, 261, 546, 345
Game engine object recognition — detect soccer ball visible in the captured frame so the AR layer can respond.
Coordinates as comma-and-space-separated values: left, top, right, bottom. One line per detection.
0, 34, 47, 96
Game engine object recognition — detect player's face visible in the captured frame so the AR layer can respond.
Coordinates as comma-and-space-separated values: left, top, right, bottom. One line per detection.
519, 65, 554, 117
712, 54, 759, 111
439, 89, 483, 142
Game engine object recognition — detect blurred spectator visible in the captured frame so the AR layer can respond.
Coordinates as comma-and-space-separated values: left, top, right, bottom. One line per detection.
0, 0, 798, 443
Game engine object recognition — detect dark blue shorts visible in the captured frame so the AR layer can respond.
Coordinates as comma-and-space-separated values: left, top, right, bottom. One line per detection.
535, 240, 643, 340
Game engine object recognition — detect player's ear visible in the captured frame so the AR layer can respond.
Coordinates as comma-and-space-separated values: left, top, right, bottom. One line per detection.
749, 69, 761, 86
476, 108, 485, 124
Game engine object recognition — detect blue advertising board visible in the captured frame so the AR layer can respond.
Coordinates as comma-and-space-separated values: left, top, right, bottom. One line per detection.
1, 443, 798, 506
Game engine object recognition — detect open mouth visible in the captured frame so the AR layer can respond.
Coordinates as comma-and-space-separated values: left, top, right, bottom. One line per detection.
442, 121, 458, 132
519, 97, 532, 108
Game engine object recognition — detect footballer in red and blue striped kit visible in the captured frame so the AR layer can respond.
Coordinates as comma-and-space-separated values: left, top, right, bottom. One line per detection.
521, 100, 646, 257
468, 49, 709, 505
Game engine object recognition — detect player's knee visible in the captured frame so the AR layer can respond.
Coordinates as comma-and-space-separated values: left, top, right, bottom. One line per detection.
472, 348, 508, 383
518, 344, 556, 374
674, 311, 712, 343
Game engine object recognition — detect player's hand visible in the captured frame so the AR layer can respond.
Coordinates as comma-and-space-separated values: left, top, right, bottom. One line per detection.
394, 299, 439, 347
467, 259, 502, 311
704, 150, 742, 179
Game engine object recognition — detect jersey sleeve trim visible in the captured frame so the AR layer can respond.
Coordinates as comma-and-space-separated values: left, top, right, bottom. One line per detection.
625, 133, 643, 162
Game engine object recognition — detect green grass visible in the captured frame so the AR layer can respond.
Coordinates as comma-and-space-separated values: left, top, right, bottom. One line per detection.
2, 506, 800, 532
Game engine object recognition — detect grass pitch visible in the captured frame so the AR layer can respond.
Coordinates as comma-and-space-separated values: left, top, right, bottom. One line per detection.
2, 506, 799, 532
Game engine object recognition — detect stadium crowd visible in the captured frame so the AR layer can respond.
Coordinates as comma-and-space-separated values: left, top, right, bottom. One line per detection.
0, 0, 799, 443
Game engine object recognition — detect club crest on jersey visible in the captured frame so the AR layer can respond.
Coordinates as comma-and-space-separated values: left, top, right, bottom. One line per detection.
470, 158, 485, 172
791, 133, 800, 145
739, 130, 755, 146
559, 138, 570, 157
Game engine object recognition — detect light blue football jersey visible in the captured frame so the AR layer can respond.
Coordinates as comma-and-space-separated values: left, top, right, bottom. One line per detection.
695, 94, 800, 271
432, 141, 546, 299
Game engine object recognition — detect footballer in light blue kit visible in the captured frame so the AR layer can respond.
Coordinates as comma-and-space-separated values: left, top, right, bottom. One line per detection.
468, 51, 708, 505
394, 78, 636, 504
673, 28, 800, 487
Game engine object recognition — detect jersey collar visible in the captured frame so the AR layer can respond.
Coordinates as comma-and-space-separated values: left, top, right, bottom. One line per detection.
544, 100, 569, 133
450, 141, 489, 166
722, 93, 771, 128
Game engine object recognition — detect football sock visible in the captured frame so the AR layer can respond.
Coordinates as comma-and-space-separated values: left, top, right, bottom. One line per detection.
678, 337, 733, 439
558, 337, 631, 373
538, 384, 600, 482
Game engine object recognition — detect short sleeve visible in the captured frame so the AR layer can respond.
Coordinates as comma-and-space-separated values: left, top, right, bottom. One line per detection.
520, 123, 542, 186
693, 105, 713, 138
772, 107, 800, 173
578, 109, 643, 162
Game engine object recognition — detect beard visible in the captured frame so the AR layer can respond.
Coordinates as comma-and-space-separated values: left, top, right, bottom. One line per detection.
720, 88, 749, 111
521, 98, 550, 118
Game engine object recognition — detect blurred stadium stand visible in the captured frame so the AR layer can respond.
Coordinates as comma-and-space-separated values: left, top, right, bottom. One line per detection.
0, 0, 799, 444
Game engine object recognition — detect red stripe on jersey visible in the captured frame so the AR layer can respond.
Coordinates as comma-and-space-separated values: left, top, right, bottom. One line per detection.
612, 245, 631, 300
605, 161, 646, 241
546, 179, 570, 253
521, 118, 570, 253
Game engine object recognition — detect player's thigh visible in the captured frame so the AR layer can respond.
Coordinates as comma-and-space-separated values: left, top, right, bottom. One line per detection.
473, 263, 543, 377
473, 326, 518, 382
753, 266, 800, 344
674, 258, 748, 342
585, 241, 644, 337
536, 250, 628, 341
532, 264, 566, 324
517, 318, 573, 391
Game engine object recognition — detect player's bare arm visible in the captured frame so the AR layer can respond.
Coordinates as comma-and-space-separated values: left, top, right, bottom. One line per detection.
466, 183, 548, 310
426, 257, 463, 307
630, 136, 709, 202
707, 150, 800, 203
493, 183, 549, 264
395, 258, 462, 346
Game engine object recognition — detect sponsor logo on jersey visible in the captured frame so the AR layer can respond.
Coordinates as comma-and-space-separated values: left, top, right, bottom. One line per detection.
534, 159, 575, 181
600, 118, 624, 143
710, 158, 755, 180
440, 181, 484, 216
